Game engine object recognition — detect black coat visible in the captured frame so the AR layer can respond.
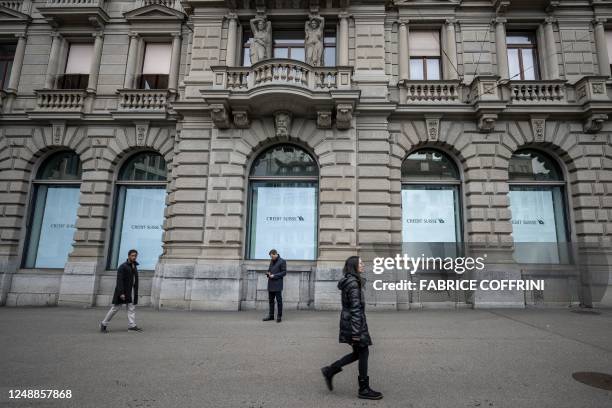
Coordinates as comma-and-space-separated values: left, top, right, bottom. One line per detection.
111, 260, 139, 305
338, 271, 372, 346
266, 256, 287, 292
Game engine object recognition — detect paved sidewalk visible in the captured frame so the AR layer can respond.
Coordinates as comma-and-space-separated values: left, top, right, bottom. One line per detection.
0, 306, 611, 408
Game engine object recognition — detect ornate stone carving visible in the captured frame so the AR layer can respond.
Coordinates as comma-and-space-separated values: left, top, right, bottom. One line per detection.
211, 104, 231, 129
583, 113, 608, 134
274, 111, 292, 136
51, 122, 65, 145
317, 110, 332, 129
531, 118, 546, 142
305, 15, 325, 67
478, 114, 497, 133
249, 16, 272, 64
336, 104, 353, 130
135, 122, 149, 146
233, 109, 250, 128
425, 117, 441, 141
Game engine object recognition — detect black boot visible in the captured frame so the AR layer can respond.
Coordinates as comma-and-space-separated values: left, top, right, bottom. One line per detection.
320, 365, 342, 391
358, 376, 383, 400
262, 315, 274, 321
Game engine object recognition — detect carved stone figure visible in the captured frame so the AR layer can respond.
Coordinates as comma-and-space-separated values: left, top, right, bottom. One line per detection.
274, 111, 292, 136
250, 16, 272, 64
305, 15, 325, 66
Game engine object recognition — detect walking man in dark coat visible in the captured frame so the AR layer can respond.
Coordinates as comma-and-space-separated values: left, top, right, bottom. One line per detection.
99, 249, 142, 332
263, 249, 286, 323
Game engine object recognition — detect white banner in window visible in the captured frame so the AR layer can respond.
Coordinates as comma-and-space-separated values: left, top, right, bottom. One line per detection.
35, 187, 79, 268
118, 188, 166, 270
402, 188, 457, 243
252, 186, 316, 260
509, 189, 558, 242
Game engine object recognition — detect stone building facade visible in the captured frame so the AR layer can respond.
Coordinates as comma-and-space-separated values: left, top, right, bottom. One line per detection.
0, 0, 611, 310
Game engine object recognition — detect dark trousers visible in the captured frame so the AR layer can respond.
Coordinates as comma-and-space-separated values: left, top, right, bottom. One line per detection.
268, 290, 282, 317
331, 343, 369, 377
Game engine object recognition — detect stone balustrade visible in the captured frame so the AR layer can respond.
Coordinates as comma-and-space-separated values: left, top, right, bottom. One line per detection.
140, 0, 182, 9
213, 59, 352, 92
43, 0, 105, 5
0, 0, 24, 11
509, 81, 566, 103
402, 80, 463, 103
117, 89, 170, 111
35, 90, 86, 112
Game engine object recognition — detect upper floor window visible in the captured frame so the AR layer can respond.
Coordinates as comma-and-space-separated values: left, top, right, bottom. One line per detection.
138, 42, 171, 90
507, 33, 539, 80
409, 31, 441, 80
606, 31, 612, 73
0, 43, 15, 90
242, 28, 336, 67
57, 43, 92, 90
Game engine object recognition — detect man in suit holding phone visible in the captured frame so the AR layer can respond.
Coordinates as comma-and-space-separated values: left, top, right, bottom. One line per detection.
263, 249, 286, 323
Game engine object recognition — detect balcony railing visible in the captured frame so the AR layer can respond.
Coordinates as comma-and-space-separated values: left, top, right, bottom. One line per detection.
35, 89, 86, 112
509, 81, 566, 103
402, 80, 463, 103
0, 1, 25, 11
139, 0, 183, 10
117, 89, 170, 112
213, 59, 352, 92
43, 0, 106, 5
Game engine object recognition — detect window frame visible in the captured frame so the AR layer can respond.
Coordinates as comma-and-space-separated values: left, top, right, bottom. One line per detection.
107, 152, 168, 271
0, 43, 16, 90
22, 151, 82, 269
506, 32, 540, 81
508, 149, 571, 264
245, 143, 320, 261
56, 42, 92, 90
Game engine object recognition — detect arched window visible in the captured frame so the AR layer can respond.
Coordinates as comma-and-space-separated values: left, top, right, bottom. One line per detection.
508, 149, 569, 263
247, 144, 318, 260
401, 149, 462, 244
24, 151, 82, 268
109, 152, 167, 270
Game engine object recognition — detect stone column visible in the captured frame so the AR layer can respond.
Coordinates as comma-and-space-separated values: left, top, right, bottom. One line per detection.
225, 14, 238, 66
123, 32, 140, 89
87, 32, 104, 94
594, 18, 611, 77
338, 12, 350, 65
445, 19, 459, 80
45, 33, 62, 89
6, 34, 26, 94
168, 33, 182, 93
398, 20, 410, 82
544, 17, 560, 79
495, 17, 509, 80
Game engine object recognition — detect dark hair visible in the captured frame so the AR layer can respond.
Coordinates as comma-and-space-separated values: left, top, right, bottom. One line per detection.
268, 249, 278, 255
128, 249, 138, 256
343, 256, 363, 286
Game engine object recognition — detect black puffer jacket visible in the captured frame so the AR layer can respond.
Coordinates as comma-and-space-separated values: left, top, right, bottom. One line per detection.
338, 271, 372, 346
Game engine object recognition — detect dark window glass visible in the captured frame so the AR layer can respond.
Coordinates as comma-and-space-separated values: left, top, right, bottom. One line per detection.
507, 33, 539, 80
250, 145, 318, 177
0, 43, 16, 90
402, 149, 459, 181
56, 74, 89, 90
37, 151, 82, 180
119, 152, 167, 181
137, 74, 169, 90
509, 150, 562, 181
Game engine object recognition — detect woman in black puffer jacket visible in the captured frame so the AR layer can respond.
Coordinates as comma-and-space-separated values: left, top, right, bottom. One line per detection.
320, 256, 383, 400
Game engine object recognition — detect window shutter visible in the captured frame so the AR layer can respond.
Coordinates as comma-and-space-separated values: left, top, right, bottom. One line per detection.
142, 43, 172, 75
65, 44, 93, 74
606, 31, 612, 64
409, 31, 441, 57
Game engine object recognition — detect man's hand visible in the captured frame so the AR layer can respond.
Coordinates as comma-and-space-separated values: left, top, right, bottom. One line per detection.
120, 294, 126, 300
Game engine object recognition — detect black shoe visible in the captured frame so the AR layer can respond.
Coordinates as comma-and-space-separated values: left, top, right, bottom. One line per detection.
358, 376, 383, 400
321, 365, 343, 391
262, 316, 274, 321
127, 326, 143, 332
99, 322, 107, 333
276, 317, 282, 323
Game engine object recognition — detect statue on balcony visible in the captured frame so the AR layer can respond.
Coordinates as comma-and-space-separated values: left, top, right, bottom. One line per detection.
305, 15, 325, 66
250, 16, 272, 64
